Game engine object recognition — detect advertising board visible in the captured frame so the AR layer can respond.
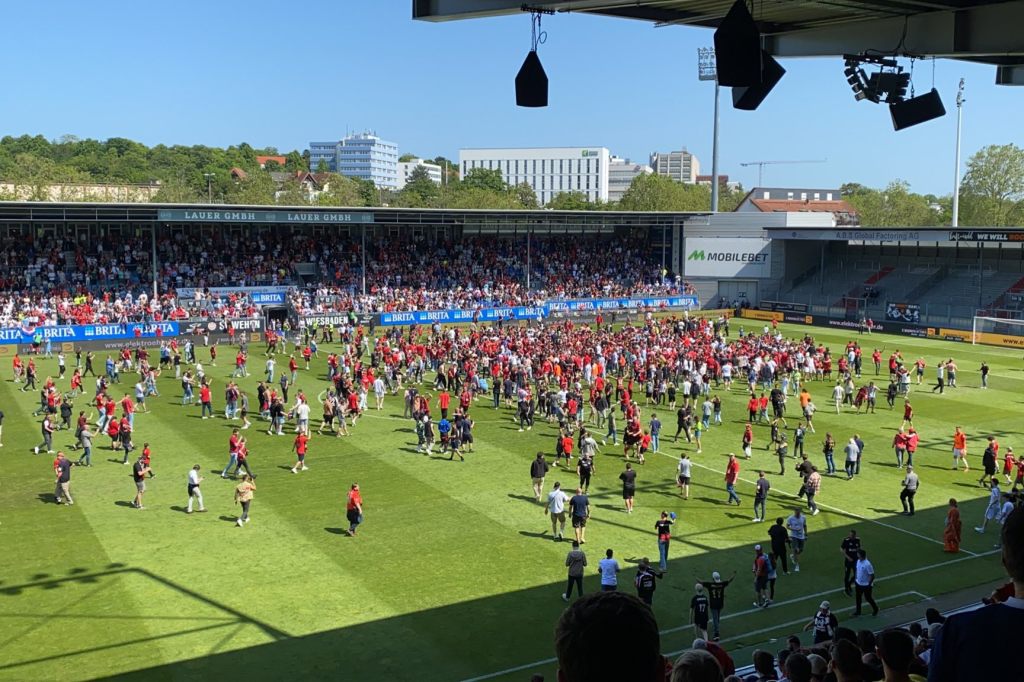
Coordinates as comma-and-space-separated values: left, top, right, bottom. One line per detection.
683, 238, 772, 278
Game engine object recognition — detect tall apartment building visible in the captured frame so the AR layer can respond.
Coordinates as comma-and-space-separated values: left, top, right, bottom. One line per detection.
396, 158, 443, 189
607, 157, 653, 203
308, 132, 399, 189
458, 147, 610, 205
650, 150, 700, 184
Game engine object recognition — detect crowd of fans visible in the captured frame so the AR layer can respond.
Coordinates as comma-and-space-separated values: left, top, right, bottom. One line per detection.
0, 231, 698, 326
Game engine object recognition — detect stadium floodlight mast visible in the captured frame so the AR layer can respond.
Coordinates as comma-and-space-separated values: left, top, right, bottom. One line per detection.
951, 78, 966, 228
697, 47, 721, 212
203, 172, 215, 203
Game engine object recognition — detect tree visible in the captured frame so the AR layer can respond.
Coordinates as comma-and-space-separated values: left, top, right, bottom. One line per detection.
431, 156, 458, 184
844, 180, 935, 226
546, 191, 593, 211
960, 144, 1024, 226
276, 178, 311, 206
152, 177, 202, 203
618, 173, 711, 211
228, 171, 276, 205
398, 153, 418, 162
717, 184, 747, 212
316, 174, 364, 207
396, 165, 440, 207
441, 186, 519, 210
461, 167, 508, 194
352, 177, 380, 206
316, 158, 330, 173
284, 151, 307, 172
511, 182, 538, 209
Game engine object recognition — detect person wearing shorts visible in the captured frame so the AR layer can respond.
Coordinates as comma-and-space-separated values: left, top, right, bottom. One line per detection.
620, 462, 637, 513
547, 481, 569, 540
132, 455, 151, 509
786, 509, 807, 572
952, 426, 968, 471
291, 433, 309, 474
569, 488, 590, 544
677, 454, 692, 499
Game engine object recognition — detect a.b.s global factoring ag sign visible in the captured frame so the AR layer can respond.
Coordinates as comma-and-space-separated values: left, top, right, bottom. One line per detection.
684, 238, 772, 278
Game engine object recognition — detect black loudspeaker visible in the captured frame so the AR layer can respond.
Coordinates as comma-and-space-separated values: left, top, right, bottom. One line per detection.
714, 0, 762, 87
516, 51, 548, 108
732, 51, 785, 110
889, 88, 946, 130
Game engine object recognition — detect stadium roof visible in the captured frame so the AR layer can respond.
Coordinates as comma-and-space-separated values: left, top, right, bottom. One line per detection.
0, 201, 706, 232
413, 0, 1024, 78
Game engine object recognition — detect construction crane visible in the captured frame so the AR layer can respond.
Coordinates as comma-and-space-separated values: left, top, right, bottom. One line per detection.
739, 159, 827, 187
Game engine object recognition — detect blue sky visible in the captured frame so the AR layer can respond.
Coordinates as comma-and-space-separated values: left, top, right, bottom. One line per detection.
1, 1, 1020, 195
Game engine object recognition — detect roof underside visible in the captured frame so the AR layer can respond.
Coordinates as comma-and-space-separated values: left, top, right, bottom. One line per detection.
413, 0, 1024, 73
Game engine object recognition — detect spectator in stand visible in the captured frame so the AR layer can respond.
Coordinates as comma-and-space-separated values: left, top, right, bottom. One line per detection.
670, 649, 723, 682
553, 591, 666, 682
692, 639, 736, 677
876, 629, 926, 682
829, 639, 865, 682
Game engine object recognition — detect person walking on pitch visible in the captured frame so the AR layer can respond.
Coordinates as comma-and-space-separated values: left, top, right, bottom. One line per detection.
187, 465, 206, 513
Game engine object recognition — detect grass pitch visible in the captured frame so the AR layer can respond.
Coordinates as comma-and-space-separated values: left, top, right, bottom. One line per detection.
0, 323, 1018, 681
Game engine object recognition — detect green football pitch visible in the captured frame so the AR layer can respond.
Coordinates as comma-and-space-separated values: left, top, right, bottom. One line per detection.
0, 323, 1018, 681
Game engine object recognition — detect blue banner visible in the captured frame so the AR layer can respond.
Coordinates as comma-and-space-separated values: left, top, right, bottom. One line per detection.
376, 297, 695, 327
0, 321, 180, 345
379, 306, 546, 326
250, 291, 287, 305
546, 296, 698, 312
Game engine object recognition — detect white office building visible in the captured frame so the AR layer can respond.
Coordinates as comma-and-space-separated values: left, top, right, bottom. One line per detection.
308, 132, 399, 189
608, 157, 653, 203
459, 147, 611, 205
650, 149, 700, 184
396, 158, 443, 189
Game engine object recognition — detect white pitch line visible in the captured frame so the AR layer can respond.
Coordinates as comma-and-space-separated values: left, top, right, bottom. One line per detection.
668, 454, 978, 557
459, 550, 997, 682
661, 591, 930, 659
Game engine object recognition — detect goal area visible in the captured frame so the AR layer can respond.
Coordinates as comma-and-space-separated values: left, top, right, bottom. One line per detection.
972, 315, 1024, 345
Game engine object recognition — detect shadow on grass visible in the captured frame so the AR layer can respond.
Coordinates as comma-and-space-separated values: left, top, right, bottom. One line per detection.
113, 501, 135, 509
95, 504, 1002, 682
324, 527, 348, 536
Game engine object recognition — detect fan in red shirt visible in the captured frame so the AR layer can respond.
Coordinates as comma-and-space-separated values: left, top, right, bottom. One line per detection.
291, 433, 310, 473
438, 390, 451, 419
107, 417, 120, 450
345, 483, 363, 536
199, 384, 213, 419
346, 391, 360, 425
638, 431, 652, 464
725, 454, 741, 505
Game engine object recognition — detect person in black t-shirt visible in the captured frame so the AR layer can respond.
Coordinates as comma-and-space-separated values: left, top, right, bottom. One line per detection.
634, 557, 662, 606
569, 488, 590, 545
768, 517, 790, 574
620, 463, 637, 513
840, 529, 861, 596
803, 601, 839, 644
690, 583, 711, 640
132, 456, 151, 509
699, 570, 735, 641
54, 452, 73, 505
